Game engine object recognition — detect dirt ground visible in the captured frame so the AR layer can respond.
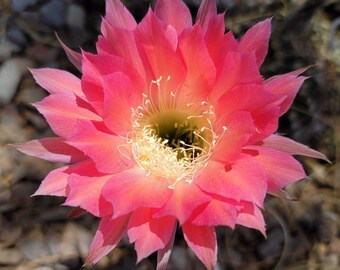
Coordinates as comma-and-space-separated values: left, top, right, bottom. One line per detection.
0, 0, 338, 269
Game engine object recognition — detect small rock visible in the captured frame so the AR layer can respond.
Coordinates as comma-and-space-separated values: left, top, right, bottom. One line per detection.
0, 248, 23, 265
66, 4, 85, 29
40, 0, 66, 27
0, 58, 32, 105
0, 40, 20, 61
11, 0, 38, 12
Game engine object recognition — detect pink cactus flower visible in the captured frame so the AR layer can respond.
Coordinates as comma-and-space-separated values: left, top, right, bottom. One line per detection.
16, 0, 328, 269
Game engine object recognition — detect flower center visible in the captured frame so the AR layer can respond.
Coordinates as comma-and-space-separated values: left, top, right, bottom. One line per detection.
128, 77, 221, 186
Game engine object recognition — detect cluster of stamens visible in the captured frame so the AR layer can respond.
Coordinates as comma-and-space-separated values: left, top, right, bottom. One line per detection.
127, 76, 225, 187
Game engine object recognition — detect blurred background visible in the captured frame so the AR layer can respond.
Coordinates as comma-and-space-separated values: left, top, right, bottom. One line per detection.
0, 0, 338, 269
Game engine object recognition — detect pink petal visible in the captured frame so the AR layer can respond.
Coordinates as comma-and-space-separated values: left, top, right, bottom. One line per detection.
33, 159, 97, 197
197, 0, 217, 33
236, 204, 266, 236
155, 0, 192, 34
196, 156, 267, 207
182, 223, 217, 270
102, 72, 140, 136
86, 215, 130, 264
105, 0, 136, 30
208, 52, 263, 104
244, 146, 307, 190
157, 221, 177, 270
155, 181, 211, 224
191, 197, 238, 228
14, 137, 85, 163
261, 134, 329, 161
265, 70, 307, 116
68, 120, 132, 174
98, 19, 146, 82
34, 94, 101, 138
102, 168, 172, 219
56, 34, 82, 71
30, 68, 85, 99
127, 208, 177, 263
238, 18, 272, 66
178, 25, 216, 99
212, 111, 255, 163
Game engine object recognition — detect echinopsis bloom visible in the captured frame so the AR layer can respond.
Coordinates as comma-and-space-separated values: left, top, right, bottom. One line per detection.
16, 0, 328, 269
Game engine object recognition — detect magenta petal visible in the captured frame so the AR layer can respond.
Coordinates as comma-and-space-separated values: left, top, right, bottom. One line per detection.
157, 221, 177, 270
155, 181, 211, 224
197, 0, 217, 33
155, 0, 192, 34
236, 204, 266, 236
34, 94, 101, 138
105, 0, 136, 30
68, 120, 132, 174
261, 134, 329, 161
86, 215, 130, 264
30, 68, 85, 99
238, 18, 272, 66
56, 34, 82, 71
182, 223, 217, 270
102, 168, 172, 219
244, 145, 307, 190
127, 208, 177, 263
14, 137, 85, 163
65, 174, 112, 217
196, 157, 267, 207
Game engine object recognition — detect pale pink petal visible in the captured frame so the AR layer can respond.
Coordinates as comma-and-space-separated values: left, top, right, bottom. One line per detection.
105, 0, 136, 30
197, 0, 217, 33
102, 168, 172, 219
86, 215, 130, 264
34, 94, 101, 138
65, 174, 113, 217
182, 223, 217, 270
155, 181, 211, 224
56, 34, 82, 71
68, 120, 132, 174
191, 197, 237, 228
155, 0, 192, 34
127, 208, 177, 263
157, 221, 177, 270
208, 52, 263, 104
30, 68, 85, 99
98, 19, 146, 82
102, 72, 140, 136
244, 146, 307, 190
179, 25, 216, 99
14, 137, 85, 163
265, 71, 307, 116
238, 18, 272, 66
236, 204, 266, 236
261, 134, 329, 161
196, 156, 267, 207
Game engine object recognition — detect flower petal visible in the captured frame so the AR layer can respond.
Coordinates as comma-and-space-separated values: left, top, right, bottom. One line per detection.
14, 137, 85, 163
105, 0, 136, 30
33, 159, 95, 197
34, 94, 101, 138
157, 222, 177, 270
102, 168, 172, 219
155, 181, 211, 224
30, 68, 85, 99
68, 120, 132, 174
182, 223, 217, 270
155, 0, 192, 34
236, 204, 266, 236
196, 157, 267, 207
56, 34, 82, 71
127, 208, 177, 263
197, 0, 217, 33
243, 146, 306, 190
261, 134, 329, 161
85, 215, 130, 264
65, 174, 113, 217
238, 18, 272, 66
